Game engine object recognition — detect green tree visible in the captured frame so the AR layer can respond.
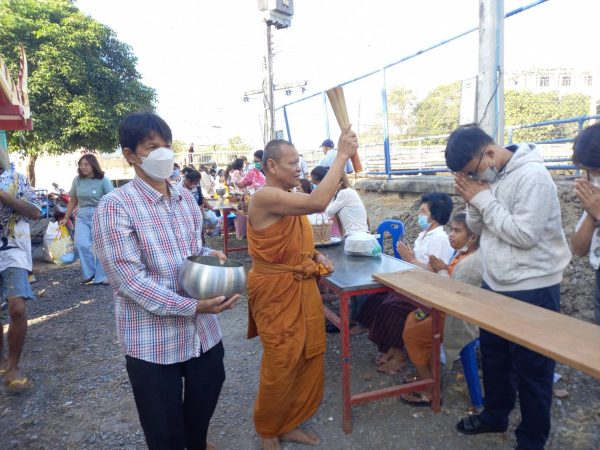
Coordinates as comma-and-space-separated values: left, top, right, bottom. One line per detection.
358, 86, 417, 145
412, 81, 461, 144
226, 135, 253, 157
505, 90, 590, 142
387, 86, 417, 140
0, 0, 155, 185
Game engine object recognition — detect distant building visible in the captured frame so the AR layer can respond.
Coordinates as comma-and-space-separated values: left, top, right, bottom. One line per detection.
506, 67, 598, 95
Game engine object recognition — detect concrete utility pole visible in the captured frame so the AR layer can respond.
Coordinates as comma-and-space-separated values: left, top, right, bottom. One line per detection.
477, 0, 504, 144
264, 22, 275, 143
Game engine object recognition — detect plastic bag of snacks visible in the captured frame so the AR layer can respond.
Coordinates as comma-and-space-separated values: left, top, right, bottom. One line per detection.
43, 222, 76, 265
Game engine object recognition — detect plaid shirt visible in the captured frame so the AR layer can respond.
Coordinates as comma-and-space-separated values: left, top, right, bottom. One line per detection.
92, 177, 220, 364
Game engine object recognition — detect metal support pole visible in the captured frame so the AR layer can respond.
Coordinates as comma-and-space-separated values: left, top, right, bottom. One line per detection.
381, 69, 391, 179
283, 106, 292, 143
323, 92, 330, 139
477, 0, 504, 143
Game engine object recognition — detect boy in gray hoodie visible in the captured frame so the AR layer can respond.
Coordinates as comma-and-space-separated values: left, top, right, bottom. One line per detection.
445, 126, 571, 450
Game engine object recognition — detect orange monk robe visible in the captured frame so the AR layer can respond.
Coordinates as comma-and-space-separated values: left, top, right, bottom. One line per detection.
247, 214, 326, 438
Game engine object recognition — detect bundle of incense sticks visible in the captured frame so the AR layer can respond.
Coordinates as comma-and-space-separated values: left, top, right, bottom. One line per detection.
326, 86, 363, 173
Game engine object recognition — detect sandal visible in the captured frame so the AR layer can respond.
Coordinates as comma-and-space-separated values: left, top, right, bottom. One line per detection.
5, 377, 33, 393
400, 392, 435, 407
403, 374, 418, 384
456, 414, 507, 435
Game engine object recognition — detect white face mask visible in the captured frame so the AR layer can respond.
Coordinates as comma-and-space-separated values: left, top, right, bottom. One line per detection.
455, 236, 475, 253
472, 157, 498, 183
589, 174, 600, 188
137, 147, 175, 181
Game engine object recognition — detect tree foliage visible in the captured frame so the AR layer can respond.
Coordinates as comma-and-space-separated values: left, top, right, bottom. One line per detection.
0, 0, 155, 183
226, 135, 253, 157
358, 82, 591, 148
412, 81, 461, 144
505, 90, 590, 142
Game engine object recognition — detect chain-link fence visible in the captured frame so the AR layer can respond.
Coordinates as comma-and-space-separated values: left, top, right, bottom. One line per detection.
277, 1, 600, 176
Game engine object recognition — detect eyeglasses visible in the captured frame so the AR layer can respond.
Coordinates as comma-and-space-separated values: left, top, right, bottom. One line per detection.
586, 169, 600, 181
465, 148, 487, 178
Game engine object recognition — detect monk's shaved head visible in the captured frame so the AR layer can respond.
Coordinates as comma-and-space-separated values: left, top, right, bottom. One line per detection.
263, 139, 294, 166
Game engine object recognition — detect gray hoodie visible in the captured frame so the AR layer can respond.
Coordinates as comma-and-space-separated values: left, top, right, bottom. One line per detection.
467, 143, 571, 291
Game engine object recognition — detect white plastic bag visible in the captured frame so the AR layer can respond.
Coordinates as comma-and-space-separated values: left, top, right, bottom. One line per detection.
43, 222, 76, 265
344, 231, 382, 257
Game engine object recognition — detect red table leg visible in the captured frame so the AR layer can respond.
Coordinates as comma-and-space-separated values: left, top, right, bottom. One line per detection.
221, 208, 230, 256
431, 308, 442, 412
339, 293, 352, 434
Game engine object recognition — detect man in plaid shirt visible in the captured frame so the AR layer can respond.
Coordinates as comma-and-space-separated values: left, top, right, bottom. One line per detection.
93, 112, 240, 450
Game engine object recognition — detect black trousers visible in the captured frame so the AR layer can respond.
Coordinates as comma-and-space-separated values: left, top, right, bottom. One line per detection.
479, 283, 560, 450
125, 341, 225, 450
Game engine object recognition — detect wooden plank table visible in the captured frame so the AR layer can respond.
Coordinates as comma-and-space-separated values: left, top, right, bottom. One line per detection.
208, 200, 247, 256
318, 245, 441, 434
373, 270, 600, 379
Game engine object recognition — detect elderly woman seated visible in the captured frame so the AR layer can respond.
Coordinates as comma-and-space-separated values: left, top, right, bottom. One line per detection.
400, 212, 482, 406
358, 192, 455, 374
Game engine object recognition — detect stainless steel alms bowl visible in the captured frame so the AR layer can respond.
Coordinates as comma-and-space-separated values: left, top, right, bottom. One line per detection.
179, 255, 246, 300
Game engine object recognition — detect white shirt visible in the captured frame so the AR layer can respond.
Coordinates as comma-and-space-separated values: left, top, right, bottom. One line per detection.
317, 150, 354, 173
413, 225, 454, 265
200, 171, 214, 197
299, 156, 308, 179
0, 165, 41, 272
576, 211, 600, 270
325, 188, 369, 236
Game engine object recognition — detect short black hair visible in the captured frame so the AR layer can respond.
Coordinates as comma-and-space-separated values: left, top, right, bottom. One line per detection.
310, 166, 328, 183
573, 123, 600, 168
420, 192, 453, 225
232, 158, 244, 171
445, 125, 494, 172
254, 149, 264, 160
185, 169, 201, 182
299, 178, 312, 194
119, 112, 172, 153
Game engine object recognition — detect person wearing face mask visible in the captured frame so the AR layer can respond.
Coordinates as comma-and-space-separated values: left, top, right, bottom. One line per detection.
92, 112, 240, 450
234, 149, 266, 195
169, 162, 181, 183
445, 125, 571, 450
60, 154, 113, 285
357, 192, 454, 374
572, 123, 600, 325
400, 212, 482, 406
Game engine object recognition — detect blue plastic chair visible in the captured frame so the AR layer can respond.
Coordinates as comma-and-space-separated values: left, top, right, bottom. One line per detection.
376, 220, 405, 259
460, 338, 483, 408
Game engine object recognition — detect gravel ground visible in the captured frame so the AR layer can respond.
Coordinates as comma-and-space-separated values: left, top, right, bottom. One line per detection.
2, 180, 600, 449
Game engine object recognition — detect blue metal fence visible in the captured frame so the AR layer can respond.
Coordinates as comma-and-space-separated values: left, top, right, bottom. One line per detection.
275, 0, 600, 177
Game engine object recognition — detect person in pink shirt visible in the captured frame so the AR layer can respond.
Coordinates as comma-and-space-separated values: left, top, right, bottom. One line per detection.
234, 150, 265, 194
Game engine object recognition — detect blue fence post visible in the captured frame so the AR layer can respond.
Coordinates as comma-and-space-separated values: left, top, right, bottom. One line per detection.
0, 131, 7, 151
323, 92, 330, 140
381, 69, 391, 179
283, 106, 292, 143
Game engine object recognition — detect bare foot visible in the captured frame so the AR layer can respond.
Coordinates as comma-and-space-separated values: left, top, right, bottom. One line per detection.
0, 359, 8, 374
280, 428, 320, 446
260, 436, 281, 450
376, 355, 407, 374
206, 442, 217, 450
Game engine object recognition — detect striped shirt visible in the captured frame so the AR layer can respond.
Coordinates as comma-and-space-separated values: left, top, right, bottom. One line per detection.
92, 177, 220, 364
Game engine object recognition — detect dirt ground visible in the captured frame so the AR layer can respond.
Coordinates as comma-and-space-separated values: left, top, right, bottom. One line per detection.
1, 178, 600, 449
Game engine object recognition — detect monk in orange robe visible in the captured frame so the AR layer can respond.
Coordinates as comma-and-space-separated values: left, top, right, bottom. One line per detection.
247, 128, 358, 450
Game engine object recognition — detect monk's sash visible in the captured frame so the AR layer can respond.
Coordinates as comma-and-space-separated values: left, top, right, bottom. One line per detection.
248, 253, 325, 359
251, 252, 320, 280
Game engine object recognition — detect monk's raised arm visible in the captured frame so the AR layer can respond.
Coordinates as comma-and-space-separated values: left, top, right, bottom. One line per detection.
250, 127, 358, 221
